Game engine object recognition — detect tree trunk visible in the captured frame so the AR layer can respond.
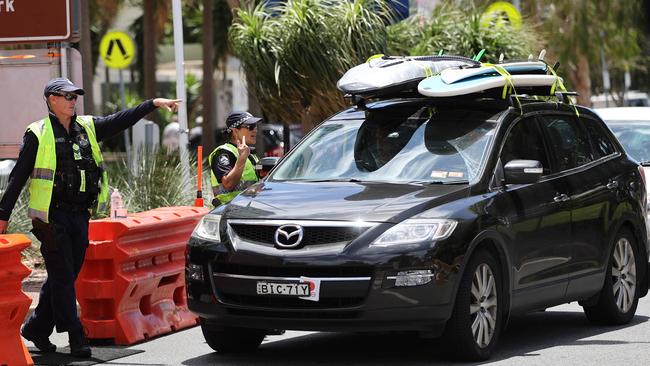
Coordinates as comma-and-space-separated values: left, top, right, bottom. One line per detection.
571, 53, 592, 107
143, 0, 157, 121
202, 0, 216, 154
80, 0, 94, 114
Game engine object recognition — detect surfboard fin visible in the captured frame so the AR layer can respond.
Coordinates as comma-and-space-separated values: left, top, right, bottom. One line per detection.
473, 49, 486, 62
498, 53, 504, 63
538, 49, 547, 61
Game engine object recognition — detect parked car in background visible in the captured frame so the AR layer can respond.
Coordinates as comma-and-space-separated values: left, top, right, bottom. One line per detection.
597, 107, 650, 225
257, 123, 304, 157
591, 91, 649, 108
187, 97, 650, 361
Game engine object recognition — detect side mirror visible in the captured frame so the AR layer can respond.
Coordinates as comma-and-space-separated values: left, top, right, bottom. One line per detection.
257, 156, 280, 178
503, 160, 543, 185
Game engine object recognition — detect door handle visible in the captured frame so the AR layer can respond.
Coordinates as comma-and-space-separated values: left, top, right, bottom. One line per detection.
553, 193, 570, 203
606, 180, 619, 190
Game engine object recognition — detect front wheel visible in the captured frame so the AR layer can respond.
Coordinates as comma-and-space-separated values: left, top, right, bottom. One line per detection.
583, 229, 640, 325
442, 250, 503, 361
200, 319, 265, 353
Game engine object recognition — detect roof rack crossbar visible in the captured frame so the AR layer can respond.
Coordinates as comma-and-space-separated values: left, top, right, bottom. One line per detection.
555, 91, 579, 104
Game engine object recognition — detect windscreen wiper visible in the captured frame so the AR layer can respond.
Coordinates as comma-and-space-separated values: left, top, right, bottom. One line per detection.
305, 178, 364, 183
417, 180, 469, 185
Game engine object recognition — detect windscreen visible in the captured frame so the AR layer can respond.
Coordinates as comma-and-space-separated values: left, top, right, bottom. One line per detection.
271, 105, 499, 184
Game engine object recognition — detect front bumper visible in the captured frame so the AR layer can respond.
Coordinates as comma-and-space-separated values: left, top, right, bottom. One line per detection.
185, 238, 460, 334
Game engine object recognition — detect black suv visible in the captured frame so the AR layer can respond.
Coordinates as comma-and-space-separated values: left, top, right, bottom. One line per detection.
186, 96, 649, 360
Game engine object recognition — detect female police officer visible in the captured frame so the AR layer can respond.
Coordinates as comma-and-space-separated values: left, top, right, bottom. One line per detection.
0, 77, 180, 357
209, 111, 261, 206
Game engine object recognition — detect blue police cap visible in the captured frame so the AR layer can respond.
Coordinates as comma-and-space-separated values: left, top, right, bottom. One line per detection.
43, 77, 85, 97
226, 111, 262, 129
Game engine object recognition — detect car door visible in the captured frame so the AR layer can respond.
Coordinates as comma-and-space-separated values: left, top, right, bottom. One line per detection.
538, 114, 623, 300
492, 115, 572, 312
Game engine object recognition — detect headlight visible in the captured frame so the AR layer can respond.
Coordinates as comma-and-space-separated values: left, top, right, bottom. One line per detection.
371, 219, 457, 247
192, 214, 222, 241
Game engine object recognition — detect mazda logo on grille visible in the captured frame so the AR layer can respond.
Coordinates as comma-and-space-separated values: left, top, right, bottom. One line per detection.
275, 224, 304, 248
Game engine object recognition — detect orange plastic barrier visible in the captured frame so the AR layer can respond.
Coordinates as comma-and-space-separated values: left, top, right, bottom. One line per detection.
0, 234, 34, 366
75, 206, 208, 345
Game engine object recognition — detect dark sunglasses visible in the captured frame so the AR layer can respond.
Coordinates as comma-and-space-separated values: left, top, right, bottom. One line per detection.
238, 124, 257, 131
51, 92, 78, 101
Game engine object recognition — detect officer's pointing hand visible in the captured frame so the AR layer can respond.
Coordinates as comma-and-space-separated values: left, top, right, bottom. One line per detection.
153, 98, 182, 112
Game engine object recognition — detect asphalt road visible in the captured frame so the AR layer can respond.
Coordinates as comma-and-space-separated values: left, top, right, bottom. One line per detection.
39, 297, 650, 366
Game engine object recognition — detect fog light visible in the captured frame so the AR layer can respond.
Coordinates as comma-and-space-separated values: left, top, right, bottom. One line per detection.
187, 263, 204, 281
392, 270, 434, 287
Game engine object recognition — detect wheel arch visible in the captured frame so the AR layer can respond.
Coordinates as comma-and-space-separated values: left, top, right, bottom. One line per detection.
452, 230, 513, 326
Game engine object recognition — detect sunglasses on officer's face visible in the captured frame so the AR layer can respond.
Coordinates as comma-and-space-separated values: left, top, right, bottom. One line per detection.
51, 92, 78, 101
238, 124, 257, 131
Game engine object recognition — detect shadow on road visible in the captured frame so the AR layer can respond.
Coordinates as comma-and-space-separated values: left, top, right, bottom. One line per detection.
182, 310, 649, 365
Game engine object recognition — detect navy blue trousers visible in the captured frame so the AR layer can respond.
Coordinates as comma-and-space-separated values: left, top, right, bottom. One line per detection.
24, 209, 90, 335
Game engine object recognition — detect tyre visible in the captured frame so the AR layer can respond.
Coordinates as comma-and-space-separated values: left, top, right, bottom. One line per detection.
583, 229, 640, 325
443, 250, 503, 361
200, 318, 265, 353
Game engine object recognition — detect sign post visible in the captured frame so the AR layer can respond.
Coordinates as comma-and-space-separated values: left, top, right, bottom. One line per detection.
99, 31, 136, 168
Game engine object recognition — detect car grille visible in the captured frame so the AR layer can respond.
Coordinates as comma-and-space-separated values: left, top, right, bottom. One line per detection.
228, 223, 369, 247
211, 264, 373, 312
213, 263, 373, 278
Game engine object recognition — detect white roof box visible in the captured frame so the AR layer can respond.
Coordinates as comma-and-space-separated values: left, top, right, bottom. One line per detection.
337, 55, 479, 98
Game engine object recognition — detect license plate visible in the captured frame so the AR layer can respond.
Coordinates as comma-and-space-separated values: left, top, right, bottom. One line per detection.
256, 282, 310, 296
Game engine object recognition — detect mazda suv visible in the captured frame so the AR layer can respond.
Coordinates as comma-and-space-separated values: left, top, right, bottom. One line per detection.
187, 97, 650, 360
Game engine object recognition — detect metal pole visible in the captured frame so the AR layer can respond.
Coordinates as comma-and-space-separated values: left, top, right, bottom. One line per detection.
119, 69, 132, 168
172, 0, 191, 187
60, 45, 68, 79
600, 31, 611, 108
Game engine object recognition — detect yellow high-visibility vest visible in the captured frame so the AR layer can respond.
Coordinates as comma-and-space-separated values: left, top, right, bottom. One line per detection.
27, 116, 108, 222
208, 143, 259, 205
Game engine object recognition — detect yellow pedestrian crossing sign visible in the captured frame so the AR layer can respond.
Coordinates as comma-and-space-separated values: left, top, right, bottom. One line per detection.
99, 31, 135, 69
480, 1, 522, 30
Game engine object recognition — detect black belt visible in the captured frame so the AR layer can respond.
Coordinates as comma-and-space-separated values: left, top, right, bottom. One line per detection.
52, 200, 92, 213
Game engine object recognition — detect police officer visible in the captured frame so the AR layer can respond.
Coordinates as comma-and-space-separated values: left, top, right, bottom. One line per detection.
0, 78, 180, 357
209, 111, 261, 206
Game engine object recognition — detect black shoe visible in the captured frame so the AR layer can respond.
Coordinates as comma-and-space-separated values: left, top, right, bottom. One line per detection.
21, 325, 56, 353
68, 328, 91, 358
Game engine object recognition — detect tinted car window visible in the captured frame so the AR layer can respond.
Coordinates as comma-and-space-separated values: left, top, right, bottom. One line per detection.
500, 117, 552, 175
271, 105, 498, 183
581, 117, 617, 159
538, 115, 592, 171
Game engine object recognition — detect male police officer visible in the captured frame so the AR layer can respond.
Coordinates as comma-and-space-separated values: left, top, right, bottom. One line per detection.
0, 78, 180, 357
209, 111, 261, 206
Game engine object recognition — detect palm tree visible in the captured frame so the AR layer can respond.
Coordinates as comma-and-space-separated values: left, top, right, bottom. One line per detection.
525, 1, 643, 106
230, 0, 538, 132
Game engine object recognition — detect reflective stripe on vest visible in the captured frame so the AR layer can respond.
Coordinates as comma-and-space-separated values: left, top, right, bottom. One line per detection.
208, 143, 259, 205
27, 116, 109, 223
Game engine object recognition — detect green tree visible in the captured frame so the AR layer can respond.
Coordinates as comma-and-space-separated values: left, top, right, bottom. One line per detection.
230, 0, 539, 132
525, 0, 644, 106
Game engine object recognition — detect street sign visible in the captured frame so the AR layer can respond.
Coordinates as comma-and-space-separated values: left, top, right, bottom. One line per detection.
0, 0, 72, 43
480, 1, 522, 30
99, 31, 135, 69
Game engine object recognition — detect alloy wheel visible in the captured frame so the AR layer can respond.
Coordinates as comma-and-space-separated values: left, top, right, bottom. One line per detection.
470, 263, 498, 348
612, 238, 636, 313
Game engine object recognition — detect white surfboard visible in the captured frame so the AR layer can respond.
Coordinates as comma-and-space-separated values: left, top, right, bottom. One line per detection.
337, 55, 478, 97
418, 74, 560, 97
440, 61, 548, 84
